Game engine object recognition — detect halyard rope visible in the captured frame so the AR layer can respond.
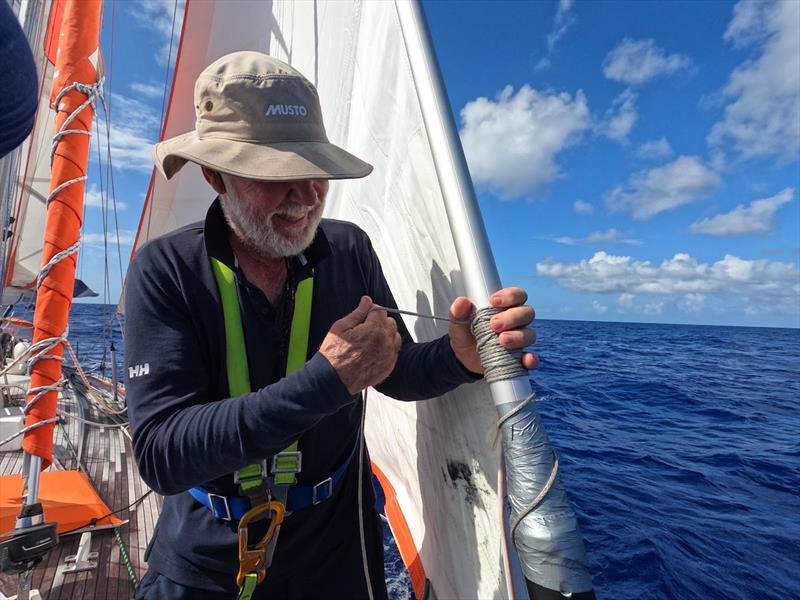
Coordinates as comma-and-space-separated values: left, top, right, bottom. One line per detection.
470, 306, 528, 384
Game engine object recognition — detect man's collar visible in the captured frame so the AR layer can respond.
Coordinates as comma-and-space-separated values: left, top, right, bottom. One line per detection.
204, 197, 331, 274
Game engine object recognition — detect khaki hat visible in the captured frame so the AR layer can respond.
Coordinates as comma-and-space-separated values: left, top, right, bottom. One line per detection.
153, 51, 373, 181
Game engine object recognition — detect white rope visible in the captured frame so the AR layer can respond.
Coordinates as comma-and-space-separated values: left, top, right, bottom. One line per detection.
64, 340, 128, 416
36, 241, 81, 290
24, 378, 66, 414
56, 410, 128, 429
0, 417, 59, 449
357, 389, 375, 600
47, 176, 88, 207
470, 306, 528, 384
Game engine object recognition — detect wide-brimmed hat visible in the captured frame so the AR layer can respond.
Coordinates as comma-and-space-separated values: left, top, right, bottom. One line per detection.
153, 51, 373, 181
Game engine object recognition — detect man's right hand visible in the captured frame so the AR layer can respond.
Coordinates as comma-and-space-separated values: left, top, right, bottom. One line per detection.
319, 296, 402, 395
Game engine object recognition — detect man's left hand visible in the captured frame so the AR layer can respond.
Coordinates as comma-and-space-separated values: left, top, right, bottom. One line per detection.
449, 287, 538, 375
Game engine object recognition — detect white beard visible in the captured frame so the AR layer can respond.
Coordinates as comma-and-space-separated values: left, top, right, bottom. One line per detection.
219, 179, 324, 260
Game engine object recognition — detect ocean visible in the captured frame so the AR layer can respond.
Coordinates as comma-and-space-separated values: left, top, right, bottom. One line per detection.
65, 304, 800, 599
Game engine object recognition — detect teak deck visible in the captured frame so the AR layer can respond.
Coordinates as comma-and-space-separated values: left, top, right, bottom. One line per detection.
0, 385, 161, 599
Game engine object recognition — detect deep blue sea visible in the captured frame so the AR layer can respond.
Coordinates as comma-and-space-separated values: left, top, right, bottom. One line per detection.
64, 305, 800, 599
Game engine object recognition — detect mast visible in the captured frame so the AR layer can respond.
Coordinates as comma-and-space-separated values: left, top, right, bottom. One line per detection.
0, 0, 103, 586
394, 1, 595, 598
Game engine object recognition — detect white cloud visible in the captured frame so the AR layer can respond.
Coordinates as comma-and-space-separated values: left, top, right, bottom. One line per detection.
94, 93, 160, 173
460, 85, 591, 198
536, 0, 577, 70
83, 230, 136, 247
708, 0, 800, 161
605, 155, 721, 219
131, 81, 165, 99
130, 0, 185, 65
536, 251, 800, 313
603, 38, 693, 85
643, 301, 664, 315
679, 293, 706, 313
618, 292, 636, 308
598, 89, 638, 143
690, 188, 794, 236
548, 228, 640, 246
573, 199, 595, 214
636, 137, 674, 160
592, 300, 608, 314
83, 184, 127, 210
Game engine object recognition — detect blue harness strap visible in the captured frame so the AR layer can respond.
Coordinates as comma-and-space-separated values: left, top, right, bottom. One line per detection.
189, 438, 358, 521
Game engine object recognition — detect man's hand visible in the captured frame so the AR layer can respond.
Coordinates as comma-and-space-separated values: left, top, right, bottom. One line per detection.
449, 287, 538, 375
320, 296, 402, 395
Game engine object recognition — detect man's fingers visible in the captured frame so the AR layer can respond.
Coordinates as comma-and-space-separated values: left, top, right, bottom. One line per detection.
449, 296, 474, 323
490, 306, 535, 332
333, 296, 373, 332
489, 287, 528, 309
498, 328, 536, 349
521, 353, 540, 371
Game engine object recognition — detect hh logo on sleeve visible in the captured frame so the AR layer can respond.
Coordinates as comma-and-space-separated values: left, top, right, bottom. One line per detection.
128, 363, 150, 379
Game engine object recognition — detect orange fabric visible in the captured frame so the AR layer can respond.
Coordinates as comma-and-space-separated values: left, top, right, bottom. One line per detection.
23, 0, 103, 467
44, 0, 67, 65
372, 462, 426, 600
0, 471, 123, 537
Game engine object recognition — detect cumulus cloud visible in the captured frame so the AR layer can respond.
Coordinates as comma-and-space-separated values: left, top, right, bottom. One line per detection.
603, 38, 693, 85
84, 184, 127, 210
460, 85, 591, 198
592, 300, 608, 314
82, 230, 136, 247
94, 93, 161, 173
605, 156, 721, 219
636, 137, 674, 160
536, 251, 800, 313
130, 0, 185, 65
573, 199, 595, 214
536, 0, 577, 70
598, 89, 638, 143
708, 0, 800, 161
131, 81, 165, 99
546, 228, 640, 246
690, 187, 794, 236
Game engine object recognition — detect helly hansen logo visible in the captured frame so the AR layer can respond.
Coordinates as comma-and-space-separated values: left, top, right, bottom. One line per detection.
266, 104, 308, 117
129, 363, 150, 378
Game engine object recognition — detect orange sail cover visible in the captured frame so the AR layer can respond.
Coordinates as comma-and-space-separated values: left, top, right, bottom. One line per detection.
23, 0, 103, 466
0, 472, 123, 537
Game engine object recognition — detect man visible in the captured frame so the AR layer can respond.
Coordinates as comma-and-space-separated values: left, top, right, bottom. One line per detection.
126, 52, 537, 599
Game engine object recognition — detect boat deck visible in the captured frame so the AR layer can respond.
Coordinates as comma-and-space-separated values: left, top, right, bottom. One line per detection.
0, 379, 161, 600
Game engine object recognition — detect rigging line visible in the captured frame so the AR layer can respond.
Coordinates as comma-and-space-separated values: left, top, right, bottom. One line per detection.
145, 0, 180, 242
102, 0, 125, 300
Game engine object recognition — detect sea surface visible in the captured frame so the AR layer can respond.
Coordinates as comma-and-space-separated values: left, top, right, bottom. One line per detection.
63, 305, 800, 599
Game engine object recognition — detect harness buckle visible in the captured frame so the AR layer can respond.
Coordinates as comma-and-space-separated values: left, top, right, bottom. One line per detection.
271, 451, 302, 475
312, 477, 333, 505
207, 493, 232, 521
235, 460, 269, 495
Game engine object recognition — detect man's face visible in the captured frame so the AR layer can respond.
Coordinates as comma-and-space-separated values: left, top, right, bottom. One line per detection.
219, 173, 329, 260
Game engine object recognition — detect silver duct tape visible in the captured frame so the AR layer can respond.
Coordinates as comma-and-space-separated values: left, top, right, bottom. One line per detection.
498, 398, 594, 594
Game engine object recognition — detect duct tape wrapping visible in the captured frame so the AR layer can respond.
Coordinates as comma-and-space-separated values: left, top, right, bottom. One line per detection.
498, 395, 594, 595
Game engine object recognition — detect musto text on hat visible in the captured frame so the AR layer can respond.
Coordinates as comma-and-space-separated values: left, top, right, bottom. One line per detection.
153, 51, 373, 182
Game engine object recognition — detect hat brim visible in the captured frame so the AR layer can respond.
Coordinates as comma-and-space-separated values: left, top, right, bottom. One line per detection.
153, 131, 373, 181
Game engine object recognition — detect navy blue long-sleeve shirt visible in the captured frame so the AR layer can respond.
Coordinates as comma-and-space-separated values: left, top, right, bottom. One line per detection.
124, 199, 479, 591
0, 1, 38, 158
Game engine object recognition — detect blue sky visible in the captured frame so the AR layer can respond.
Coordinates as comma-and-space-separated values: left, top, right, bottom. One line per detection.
78, 0, 799, 328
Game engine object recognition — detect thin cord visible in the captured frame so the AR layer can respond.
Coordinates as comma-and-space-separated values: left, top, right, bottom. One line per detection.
357, 389, 375, 600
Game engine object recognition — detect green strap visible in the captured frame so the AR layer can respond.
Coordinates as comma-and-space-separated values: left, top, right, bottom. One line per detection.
210, 258, 314, 488
236, 573, 259, 600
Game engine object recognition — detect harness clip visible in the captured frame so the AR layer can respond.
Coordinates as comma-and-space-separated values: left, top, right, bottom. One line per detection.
271, 451, 302, 475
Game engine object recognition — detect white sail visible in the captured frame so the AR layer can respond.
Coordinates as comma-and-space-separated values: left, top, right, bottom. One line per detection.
133, 1, 517, 597
2, 0, 57, 299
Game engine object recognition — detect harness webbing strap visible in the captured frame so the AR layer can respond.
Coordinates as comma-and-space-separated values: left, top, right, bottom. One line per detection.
210, 258, 313, 487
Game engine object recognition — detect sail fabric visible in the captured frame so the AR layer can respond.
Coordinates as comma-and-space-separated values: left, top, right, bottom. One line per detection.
23, 0, 102, 466
134, 1, 511, 598
2, 0, 58, 295
0, 471, 124, 536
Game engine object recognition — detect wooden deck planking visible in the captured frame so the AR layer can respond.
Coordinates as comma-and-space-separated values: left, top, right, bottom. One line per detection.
1, 385, 162, 599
